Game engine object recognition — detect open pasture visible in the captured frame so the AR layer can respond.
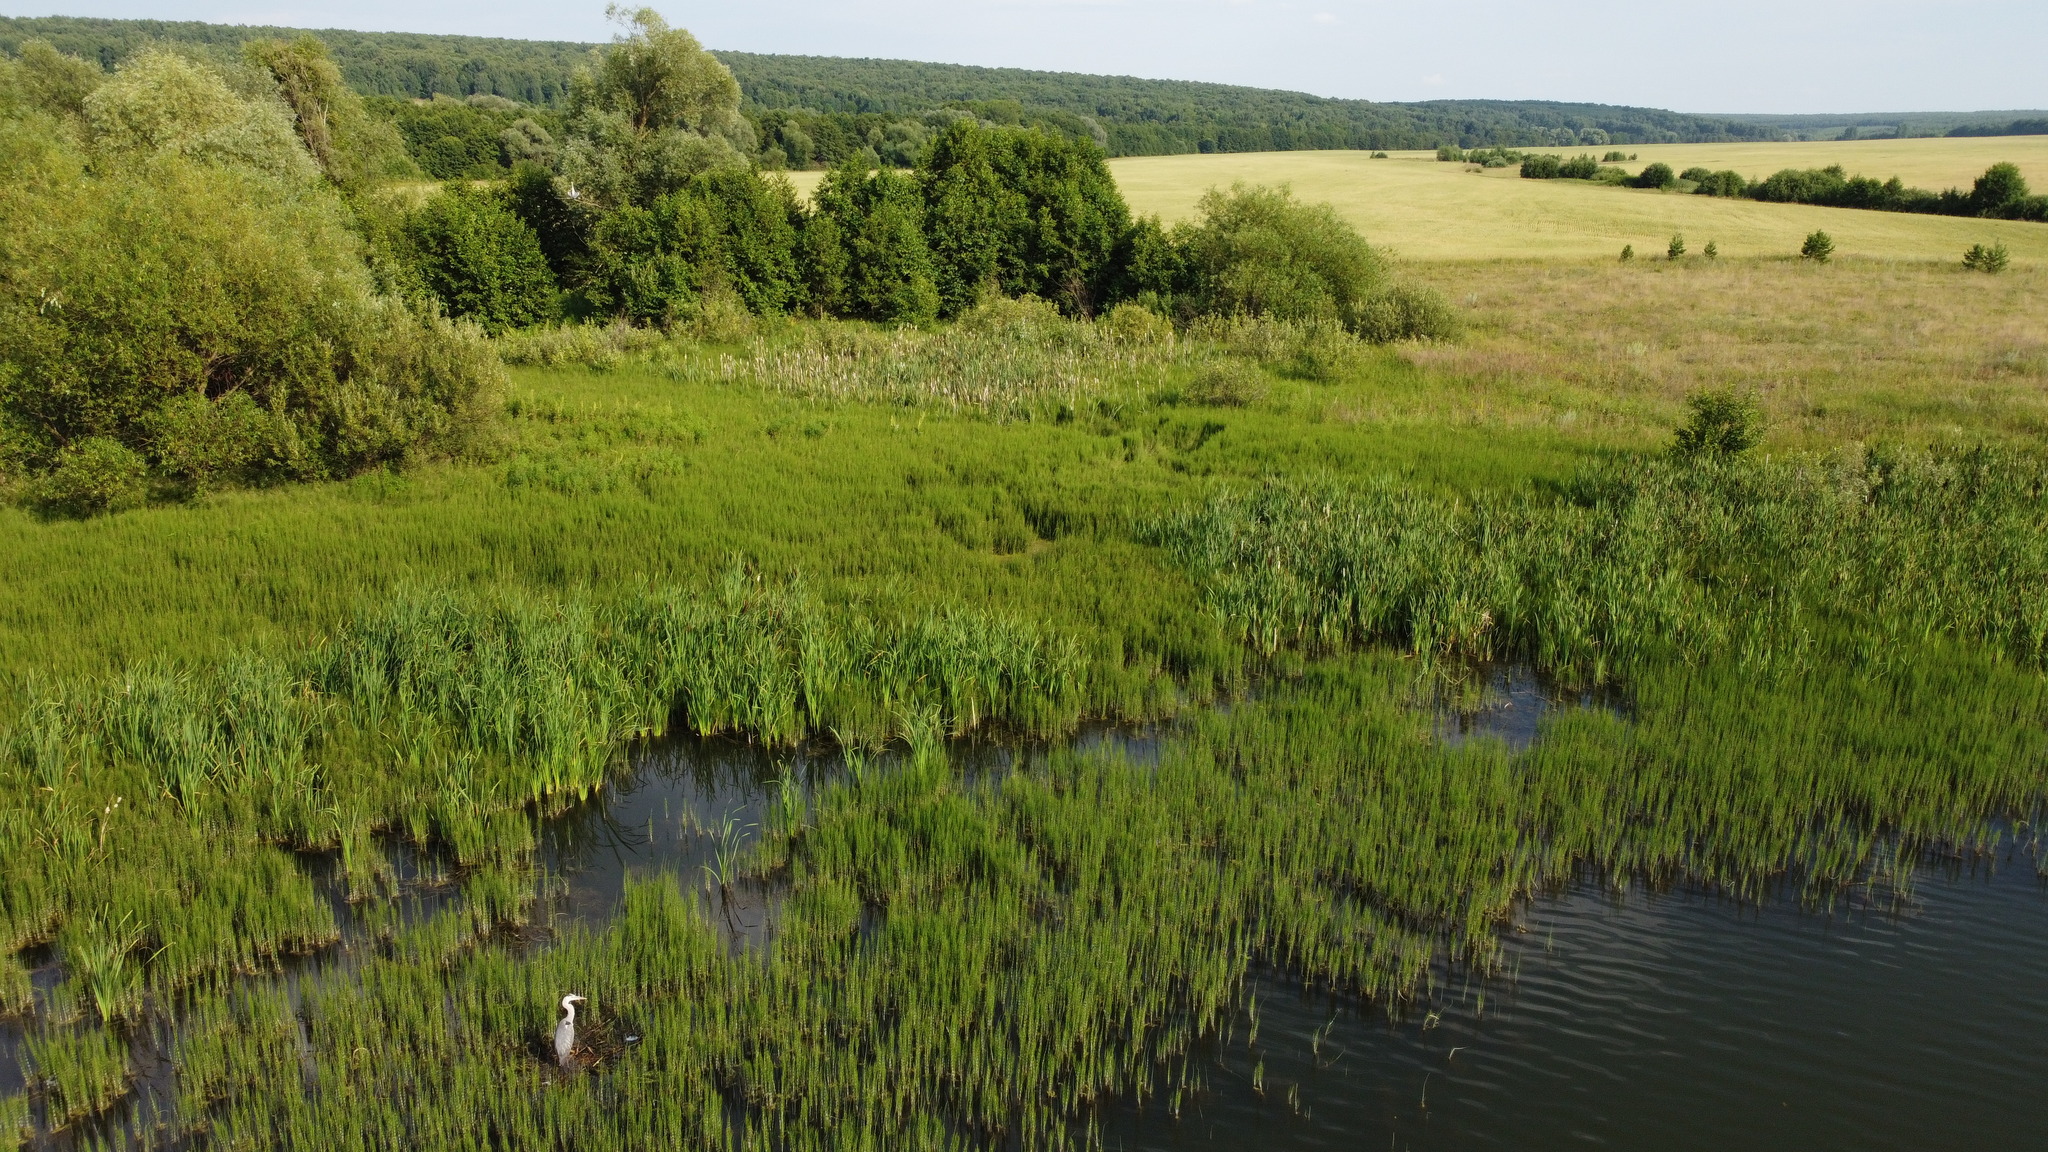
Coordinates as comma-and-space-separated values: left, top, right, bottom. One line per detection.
1107, 141, 2048, 262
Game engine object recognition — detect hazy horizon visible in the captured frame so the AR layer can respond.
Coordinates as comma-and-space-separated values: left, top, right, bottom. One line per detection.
5, 2, 2045, 115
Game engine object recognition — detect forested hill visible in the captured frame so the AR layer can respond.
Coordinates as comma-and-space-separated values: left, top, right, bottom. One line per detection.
0, 13, 2021, 156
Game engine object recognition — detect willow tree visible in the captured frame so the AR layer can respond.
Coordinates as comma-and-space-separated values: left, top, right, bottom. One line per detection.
556, 6, 753, 210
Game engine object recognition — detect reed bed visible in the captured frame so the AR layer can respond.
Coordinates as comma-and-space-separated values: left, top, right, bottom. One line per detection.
0, 574, 1087, 1068
1147, 443, 2048, 682
719, 298, 1183, 421
146, 639, 2045, 1150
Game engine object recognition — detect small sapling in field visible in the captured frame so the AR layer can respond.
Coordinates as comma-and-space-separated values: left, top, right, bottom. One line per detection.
1704, 240, 1719, 258
1962, 242, 2009, 273
1800, 230, 1834, 263
1668, 235, 1686, 259
1620, 244, 1634, 262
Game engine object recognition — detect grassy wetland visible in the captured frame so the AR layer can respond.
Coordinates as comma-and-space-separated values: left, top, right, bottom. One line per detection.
5, 15, 2048, 1152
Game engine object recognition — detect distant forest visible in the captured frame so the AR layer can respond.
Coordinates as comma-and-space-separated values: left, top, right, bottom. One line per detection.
4, 14, 2044, 163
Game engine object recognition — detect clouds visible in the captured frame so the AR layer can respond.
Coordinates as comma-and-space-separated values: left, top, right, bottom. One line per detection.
24, 1, 2048, 111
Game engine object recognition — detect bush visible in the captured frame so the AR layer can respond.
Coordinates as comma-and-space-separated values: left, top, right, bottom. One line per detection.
1436, 145, 1464, 162
1672, 389, 1764, 459
1962, 242, 2010, 273
1634, 162, 1676, 189
405, 185, 558, 333
582, 164, 805, 324
1620, 244, 1634, 262
1800, 230, 1835, 262
1602, 150, 1634, 162
145, 391, 276, 491
1667, 234, 1686, 259
1558, 154, 1600, 179
1679, 167, 1712, 184
1691, 170, 1749, 198
1099, 302, 1175, 346
1349, 284, 1461, 344
1172, 183, 1386, 333
1519, 154, 1561, 179
0, 49, 503, 502
1704, 240, 1719, 259
35, 437, 149, 516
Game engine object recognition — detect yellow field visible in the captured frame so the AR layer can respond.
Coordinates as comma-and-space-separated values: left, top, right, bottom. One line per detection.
779, 137, 2048, 263
1108, 139, 2048, 263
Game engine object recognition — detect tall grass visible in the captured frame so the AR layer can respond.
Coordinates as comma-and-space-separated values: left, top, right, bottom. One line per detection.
149, 639, 2046, 1150
1147, 444, 2048, 682
0, 573, 1090, 1039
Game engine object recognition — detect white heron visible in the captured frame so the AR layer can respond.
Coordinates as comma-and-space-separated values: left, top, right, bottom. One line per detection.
554, 994, 587, 1067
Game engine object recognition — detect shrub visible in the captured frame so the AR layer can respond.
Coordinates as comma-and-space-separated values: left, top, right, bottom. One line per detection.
1704, 240, 1719, 258
0, 50, 502, 500
1962, 242, 2010, 273
1099, 302, 1175, 346
1369, 150, 1389, 159
1349, 284, 1461, 344
1668, 234, 1686, 259
405, 185, 559, 333
582, 164, 805, 324
1800, 230, 1835, 262
1172, 183, 1386, 333
1519, 154, 1562, 179
1602, 150, 1633, 162
1691, 170, 1749, 197
1679, 167, 1712, 184
1673, 389, 1764, 460
35, 437, 149, 516
1620, 244, 1634, 262
145, 391, 277, 491
1634, 162, 1676, 189
1558, 154, 1600, 179
1435, 145, 1464, 162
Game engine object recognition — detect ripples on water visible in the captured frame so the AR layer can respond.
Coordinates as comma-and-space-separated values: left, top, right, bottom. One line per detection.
1103, 861, 2048, 1150
7, 714, 2044, 1149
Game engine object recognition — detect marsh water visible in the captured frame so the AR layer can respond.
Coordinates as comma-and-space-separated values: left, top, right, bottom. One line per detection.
7, 677, 2046, 1148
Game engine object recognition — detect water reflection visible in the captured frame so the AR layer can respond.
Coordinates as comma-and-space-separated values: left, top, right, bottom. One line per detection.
1434, 664, 1626, 752
1103, 856, 2048, 1150
537, 723, 1169, 940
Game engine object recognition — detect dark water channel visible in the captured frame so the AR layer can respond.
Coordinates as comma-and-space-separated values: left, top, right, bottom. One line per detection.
7, 686, 2045, 1149
1102, 861, 2048, 1150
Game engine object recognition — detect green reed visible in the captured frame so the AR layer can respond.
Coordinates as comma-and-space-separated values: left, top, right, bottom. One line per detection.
146, 634, 2045, 1151
1146, 444, 2048, 683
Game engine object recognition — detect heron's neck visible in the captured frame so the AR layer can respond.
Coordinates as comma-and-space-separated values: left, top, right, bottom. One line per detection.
563, 1003, 577, 1024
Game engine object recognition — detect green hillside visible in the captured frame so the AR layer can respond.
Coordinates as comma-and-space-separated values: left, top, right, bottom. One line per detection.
5, 14, 2043, 159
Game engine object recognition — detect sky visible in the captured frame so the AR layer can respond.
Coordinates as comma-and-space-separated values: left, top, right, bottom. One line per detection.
8, 2, 2046, 114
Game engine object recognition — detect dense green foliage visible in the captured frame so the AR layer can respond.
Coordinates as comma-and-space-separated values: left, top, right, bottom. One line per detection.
1519, 149, 2048, 223
2, 14, 1823, 163
403, 185, 560, 332
0, 44, 501, 506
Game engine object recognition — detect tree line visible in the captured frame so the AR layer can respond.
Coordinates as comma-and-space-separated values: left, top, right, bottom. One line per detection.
1517, 151, 2048, 223
1, 11, 1453, 515
2, 13, 1802, 160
